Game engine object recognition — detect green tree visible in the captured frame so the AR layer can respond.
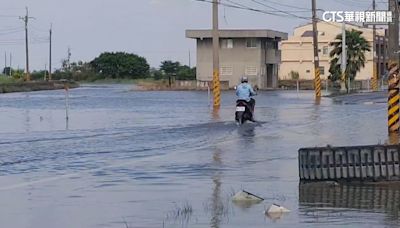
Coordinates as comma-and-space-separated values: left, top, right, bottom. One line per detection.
12, 69, 24, 80
160, 60, 180, 76
328, 29, 371, 92
90, 52, 150, 79
289, 70, 299, 80
176, 65, 196, 80
31, 70, 49, 80
159, 60, 196, 80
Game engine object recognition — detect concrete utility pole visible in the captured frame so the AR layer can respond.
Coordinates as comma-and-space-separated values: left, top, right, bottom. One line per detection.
4, 52, 6, 73
341, 22, 348, 93
387, 0, 400, 134
44, 64, 47, 80
372, 0, 379, 91
311, 0, 321, 98
188, 49, 191, 68
9, 53, 12, 76
388, 0, 399, 61
212, 0, 221, 108
49, 24, 52, 80
20, 7, 33, 81
67, 46, 71, 70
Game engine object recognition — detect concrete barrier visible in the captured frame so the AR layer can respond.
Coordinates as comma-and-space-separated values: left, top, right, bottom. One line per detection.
298, 144, 400, 182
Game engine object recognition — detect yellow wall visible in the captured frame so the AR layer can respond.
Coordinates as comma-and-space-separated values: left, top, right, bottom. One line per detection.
280, 21, 384, 81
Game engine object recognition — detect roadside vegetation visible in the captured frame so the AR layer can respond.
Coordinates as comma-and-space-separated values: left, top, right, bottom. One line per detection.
0, 51, 196, 85
0, 75, 18, 84
328, 29, 371, 93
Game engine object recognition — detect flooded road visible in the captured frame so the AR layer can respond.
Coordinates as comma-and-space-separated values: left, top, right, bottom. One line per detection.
0, 84, 396, 227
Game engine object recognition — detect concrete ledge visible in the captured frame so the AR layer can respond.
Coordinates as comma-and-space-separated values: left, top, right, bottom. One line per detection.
0, 81, 79, 93
299, 144, 400, 183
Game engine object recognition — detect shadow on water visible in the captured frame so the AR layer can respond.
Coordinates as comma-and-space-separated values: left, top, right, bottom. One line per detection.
299, 183, 400, 225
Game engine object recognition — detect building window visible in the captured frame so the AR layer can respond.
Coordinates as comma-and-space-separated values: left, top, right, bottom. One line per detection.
266, 41, 277, 49
306, 70, 310, 73
322, 46, 328, 55
220, 65, 233, 76
245, 66, 257, 75
221, 39, 233, 49
319, 66, 325, 75
246, 38, 258, 48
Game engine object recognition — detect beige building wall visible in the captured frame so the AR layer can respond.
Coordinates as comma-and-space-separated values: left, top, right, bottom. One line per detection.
197, 38, 263, 87
186, 30, 288, 89
280, 21, 386, 81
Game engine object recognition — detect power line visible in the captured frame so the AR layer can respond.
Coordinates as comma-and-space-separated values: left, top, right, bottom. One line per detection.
192, 0, 312, 20
256, 0, 312, 11
0, 26, 24, 32
0, 15, 20, 18
0, 29, 24, 36
250, 0, 311, 20
225, 0, 310, 13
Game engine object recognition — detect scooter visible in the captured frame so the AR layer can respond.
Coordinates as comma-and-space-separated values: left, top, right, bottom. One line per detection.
235, 99, 254, 125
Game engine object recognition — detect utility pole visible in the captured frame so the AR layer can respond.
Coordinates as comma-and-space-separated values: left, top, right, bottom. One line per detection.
20, 7, 33, 81
49, 24, 52, 80
387, 0, 400, 135
4, 52, 6, 73
67, 46, 71, 70
342, 22, 348, 93
311, 0, 321, 98
9, 53, 12, 76
372, 0, 378, 91
212, 0, 221, 109
44, 63, 47, 80
188, 49, 191, 68
388, 0, 399, 61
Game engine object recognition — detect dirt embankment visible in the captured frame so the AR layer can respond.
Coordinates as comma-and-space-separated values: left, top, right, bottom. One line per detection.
0, 81, 79, 93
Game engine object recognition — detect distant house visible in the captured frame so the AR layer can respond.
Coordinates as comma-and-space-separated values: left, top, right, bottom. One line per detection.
280, 21, 387, 81
186, 29, 288, 89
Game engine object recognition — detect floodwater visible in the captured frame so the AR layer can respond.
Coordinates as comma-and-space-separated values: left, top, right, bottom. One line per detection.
0, 84, 397, 227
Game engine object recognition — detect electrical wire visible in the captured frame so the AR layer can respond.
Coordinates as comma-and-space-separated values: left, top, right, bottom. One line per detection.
225, 0, 310, 13
191, 0, 312, 20
250, 0, 310, 19
255, 0, 312, 11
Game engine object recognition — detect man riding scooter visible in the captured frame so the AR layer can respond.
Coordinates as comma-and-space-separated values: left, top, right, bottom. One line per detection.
236, 76, 257, 122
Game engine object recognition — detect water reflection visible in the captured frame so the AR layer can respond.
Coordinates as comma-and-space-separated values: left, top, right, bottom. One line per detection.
212, 108, 220, 121
210, 148, 223, 228
309, 104, 321, 137
24, 109, 30, 132
388, 133, 399, 145
65, 117, 69, 130
237, 123, 256, 138
299, 183, 400, 225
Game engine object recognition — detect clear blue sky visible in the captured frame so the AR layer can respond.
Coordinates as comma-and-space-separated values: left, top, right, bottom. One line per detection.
0, 0, 386, 71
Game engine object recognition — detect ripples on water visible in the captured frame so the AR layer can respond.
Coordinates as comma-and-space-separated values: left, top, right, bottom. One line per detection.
0, 85, 396, 227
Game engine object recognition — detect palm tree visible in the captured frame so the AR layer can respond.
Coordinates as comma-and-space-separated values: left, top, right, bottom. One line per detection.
328, 29, 371, 92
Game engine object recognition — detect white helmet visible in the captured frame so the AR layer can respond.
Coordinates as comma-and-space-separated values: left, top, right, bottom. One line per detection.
241, 76, 248, 83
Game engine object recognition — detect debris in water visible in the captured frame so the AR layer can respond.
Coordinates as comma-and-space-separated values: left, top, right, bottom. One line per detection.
232, 190, 264, 202
264, 203, 290, 220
